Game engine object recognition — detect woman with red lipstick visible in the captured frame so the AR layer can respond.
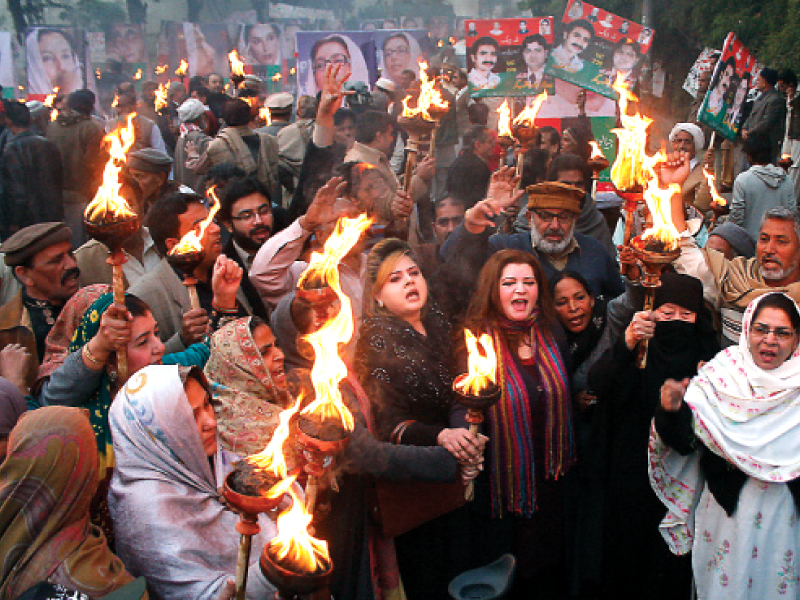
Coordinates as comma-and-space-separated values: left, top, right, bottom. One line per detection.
463, 249, 574, 599
652, 292, 800, 600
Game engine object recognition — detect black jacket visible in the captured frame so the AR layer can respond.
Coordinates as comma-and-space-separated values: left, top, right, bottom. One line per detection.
222, 238, 270, 321
445, 149, 491, 208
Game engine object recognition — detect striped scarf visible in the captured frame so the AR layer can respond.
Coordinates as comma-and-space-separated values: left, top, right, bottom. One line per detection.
487, 315, 575, 518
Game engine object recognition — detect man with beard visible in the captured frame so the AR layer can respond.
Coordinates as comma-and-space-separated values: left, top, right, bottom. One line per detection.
0, 223, 80, 386
217, 177, 272, 320
442, 175, 623, 299
467, 37, 501, 90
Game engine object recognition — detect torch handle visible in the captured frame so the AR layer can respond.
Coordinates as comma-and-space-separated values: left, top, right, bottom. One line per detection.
403, 147, 418, 193
636, 288, 656, 369
234, 532, 252, 600
111, 260, 128, 381
305, 475, 319, 514
187, 284, 201, 312
430, 127, 437, 157
464, 422, 480, 501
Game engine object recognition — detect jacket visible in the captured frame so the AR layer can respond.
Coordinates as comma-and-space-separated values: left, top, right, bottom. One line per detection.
0, 130, 64, 240
743, 88, 787, 161
207, 126, 279, 195
445, 149, 492, 208
730, 164, 796, 238
45, 111, 106, 205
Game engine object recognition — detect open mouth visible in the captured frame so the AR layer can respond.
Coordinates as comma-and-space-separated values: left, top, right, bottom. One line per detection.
406, 289, 420, 302
511, 298, 529, 311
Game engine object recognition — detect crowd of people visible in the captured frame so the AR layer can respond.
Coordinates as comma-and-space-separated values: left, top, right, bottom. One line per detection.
0, 29, 799, 600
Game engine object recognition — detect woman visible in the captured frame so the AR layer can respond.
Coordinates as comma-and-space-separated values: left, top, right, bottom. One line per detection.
0, 406, 141, 599
109, 364, 276, 600
588, 272, 719, 600
355, 238, 482, 600
380, 32, 420, 87
240, 24, 282, 66
306, 34, 369, 96
26, 28, 84, 95
600, 37, 642, 87
652, 292, 800, 599
204, 317, 291, 456
463, 249, 574, 599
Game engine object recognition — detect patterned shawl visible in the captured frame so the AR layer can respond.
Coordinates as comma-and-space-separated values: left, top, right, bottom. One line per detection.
0, 406, 136, 599
109, 365, 277, 600
204, 317, 291, 456
488, 316, 575, 518
649, 293, 800, 554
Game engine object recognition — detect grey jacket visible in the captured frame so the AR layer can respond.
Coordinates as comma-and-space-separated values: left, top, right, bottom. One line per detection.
730, 164, 796, 238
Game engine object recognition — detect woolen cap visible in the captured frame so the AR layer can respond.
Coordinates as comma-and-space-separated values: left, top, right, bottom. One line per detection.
526, 182, 585, 213
0, 222, 73, 266
127, 148, 173, 173
708, 221, 756, 259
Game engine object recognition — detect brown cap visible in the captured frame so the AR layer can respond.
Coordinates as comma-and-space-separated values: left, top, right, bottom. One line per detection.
526, 182, 585, 214
0, 222, 72, 266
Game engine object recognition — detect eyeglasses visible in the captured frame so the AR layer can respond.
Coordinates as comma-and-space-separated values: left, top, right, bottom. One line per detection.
313, 54, 350, 73
751, 323, 797, 342
532, 209, 574, 224
231, 204, 272, 222
435, 216, 464, 228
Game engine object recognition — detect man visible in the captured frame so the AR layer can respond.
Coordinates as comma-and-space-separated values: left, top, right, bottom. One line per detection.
442, 174, 624, 299
0, 101, 64, 241
446, 125, 494, 207
551, 19, 594, 73
669, 123, 713, 211
538, 125, 561, 159
217, 176, 273, 320
137, 81, 176, 153
207, 98, 280, 200
208, 73, 225, 94
258, 92, 293, 136
705, 221, 756, 260
688, 61, 716, 145
0, 223, 79, 379
278, 95, 317, 204
467, 37, 501, 90
742, 68, 787, 164
729, 132, 795, 238
126, 147, 177, 213
414, 194, 467, 277
109, 84, 167, 153
517, 34, 553, 91
174, 98, 212, 193
706, 56, 735, 117
779, 69, 800, 199
46, 89, 105, 248
205, 73, 229, 121
129, 191, 251, 353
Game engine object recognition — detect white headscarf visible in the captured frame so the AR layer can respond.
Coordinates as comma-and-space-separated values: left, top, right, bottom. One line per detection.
669, 122, 705, 157
299, 33, 371, 97
238, 24, 284, 67
649, 292, 800, 554
376, 31, 422, 83
109, 364, 277, 600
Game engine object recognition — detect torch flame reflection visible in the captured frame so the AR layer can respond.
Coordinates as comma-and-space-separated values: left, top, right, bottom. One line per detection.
401, 60, 449, 121
455, 331, 497, 396
497, 100, 512, 138
297, 215, 372, 432
268, 487, 330, 574
84, 114, 137, 223
168, 187, 221, 256
228, 50, 245, 77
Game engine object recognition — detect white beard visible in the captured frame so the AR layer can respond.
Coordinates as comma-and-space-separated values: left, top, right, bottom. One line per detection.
531, 223, 575, 254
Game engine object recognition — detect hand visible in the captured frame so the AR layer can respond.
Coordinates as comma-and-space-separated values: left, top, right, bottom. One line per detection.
617, 244, 641, 280
703, 149, 715, 169
0, 344, 31, 394
485, 166, 523, 214
211, 255, 243, 310
437, 428, 486, 462
465, 199, 501, 234
317, 63, 354, 126
624, 311, 655, 350
213, 579, 236, 600
660, 378, 689, 412
390, 190, 414, 221
92, 303, 133, 356
459, 457, 484, 484
576, 88, 587, 114
180, 308, 209, 345
574, 390, 598, 411
413, 155, 436, 182
657, 152, 692, 187
741, 129, 748, 140
301, 176, 347, 231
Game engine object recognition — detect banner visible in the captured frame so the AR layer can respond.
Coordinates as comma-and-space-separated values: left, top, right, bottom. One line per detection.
296, 31, 378, 96
25, 27, 88, 97
697, 33, 758, 141
544, 0, 653, 100
465, 17, 555, 98
683, 48, 721, 98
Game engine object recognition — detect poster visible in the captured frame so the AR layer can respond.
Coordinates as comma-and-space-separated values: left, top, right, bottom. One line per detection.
296, 31, 377, 96
25, 27, 88, 96
373, 29, 427, 89
464, 17, 555, 98
697, 33, 758, 141
0, 32, 14, 95
104, 24, 147, 65
544, 0, 653, 100
683, 48, 720, 98
163, 23, 230, 79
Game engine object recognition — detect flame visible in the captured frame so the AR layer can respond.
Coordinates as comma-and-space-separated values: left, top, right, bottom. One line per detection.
155, 64, 168, 75
272, 72, 282, 82
112, 94, 119, 108
297, 215, 372, 432
589, 140, 605, 160
290, 67, 296, 75
268, 486, 329, 574
247, 395, 302, 479
497, 99, 512, 138
401, 60, 449, 121
512, 91, 548, 127
154, 82, 168, 112
228, 50, 245, 77
133, 68, 143, 80
175, 59, 188, 77
259, 106, 272, 125
610, 74, 652, 190
50, 110, 58, 122
84, 114, 137, 222
455, 330, 497, 396
95, 68, 102, 80
44, 87, 59, 107
168, 186, 221, 256
703, 168, 727, 207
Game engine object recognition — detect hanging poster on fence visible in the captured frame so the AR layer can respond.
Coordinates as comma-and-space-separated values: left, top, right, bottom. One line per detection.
697, 33, 758, 141
296, 31, 377, 96
544, 0, 653, 100
465, 17, 555, 98
25, 27, 88, 96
